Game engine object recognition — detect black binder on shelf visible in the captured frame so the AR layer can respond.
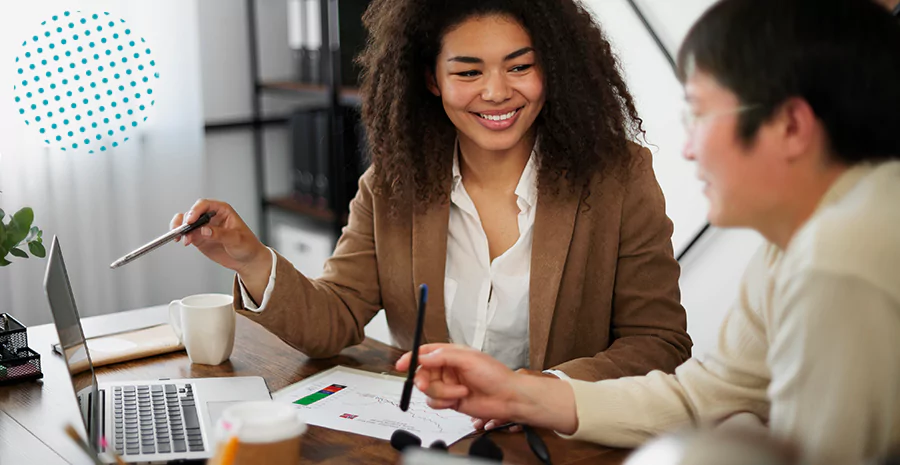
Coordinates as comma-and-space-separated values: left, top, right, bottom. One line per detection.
289, 104, 369, 215
289, 108, 322, 205
336, 0, 371, 87
287, 0, 370, 86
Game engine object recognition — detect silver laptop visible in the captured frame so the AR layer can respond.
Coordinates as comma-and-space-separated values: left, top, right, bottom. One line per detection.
43, 235, 271, 463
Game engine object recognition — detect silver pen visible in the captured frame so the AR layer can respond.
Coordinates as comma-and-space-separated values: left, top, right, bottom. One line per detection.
109, 211, 216, 269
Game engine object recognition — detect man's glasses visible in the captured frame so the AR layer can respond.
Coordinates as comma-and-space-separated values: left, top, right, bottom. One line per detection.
680, 104, 760, 133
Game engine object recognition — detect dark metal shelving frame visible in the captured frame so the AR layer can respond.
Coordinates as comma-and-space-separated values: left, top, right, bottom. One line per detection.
204, 0, 351, 244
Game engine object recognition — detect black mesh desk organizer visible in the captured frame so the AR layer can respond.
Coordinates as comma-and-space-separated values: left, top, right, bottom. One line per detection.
0, 313, 43, 385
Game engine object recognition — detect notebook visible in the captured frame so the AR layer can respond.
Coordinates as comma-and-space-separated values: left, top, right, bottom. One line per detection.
52, 323, 183, 372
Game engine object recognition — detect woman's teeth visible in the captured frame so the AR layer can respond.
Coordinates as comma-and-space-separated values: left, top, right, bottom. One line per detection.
477, 109, 518, 121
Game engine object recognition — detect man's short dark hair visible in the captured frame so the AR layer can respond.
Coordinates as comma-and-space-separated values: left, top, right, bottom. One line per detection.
677, 0, 900, 164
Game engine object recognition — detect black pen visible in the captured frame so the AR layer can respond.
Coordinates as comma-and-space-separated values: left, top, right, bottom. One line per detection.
109, 211, 216, 269
400, 283, 428, 412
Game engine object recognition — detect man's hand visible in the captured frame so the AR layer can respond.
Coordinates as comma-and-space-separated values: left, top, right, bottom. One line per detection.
396, 344, 579, 435
473, 369, 558, 432
396, 344, 520, 420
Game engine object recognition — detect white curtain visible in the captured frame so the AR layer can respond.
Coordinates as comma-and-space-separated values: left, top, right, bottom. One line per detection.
0, 0, 224, 327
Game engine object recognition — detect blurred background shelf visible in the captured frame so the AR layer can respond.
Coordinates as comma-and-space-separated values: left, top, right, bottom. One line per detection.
258, 81, 361, 106
203, 116, 289, 132
231, 0, 371, 245
265, 195, 349, 226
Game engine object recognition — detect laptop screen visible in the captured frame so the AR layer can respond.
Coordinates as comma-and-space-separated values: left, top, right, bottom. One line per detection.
43, 236, 101, 452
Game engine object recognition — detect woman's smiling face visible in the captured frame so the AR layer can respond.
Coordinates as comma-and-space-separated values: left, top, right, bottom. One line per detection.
428, 14, 545, 153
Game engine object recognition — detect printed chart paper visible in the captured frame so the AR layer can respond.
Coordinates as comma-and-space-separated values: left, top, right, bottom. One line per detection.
274, 366, 475, 446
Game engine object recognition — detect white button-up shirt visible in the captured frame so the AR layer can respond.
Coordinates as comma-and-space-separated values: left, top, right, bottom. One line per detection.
443, 145, 537, 370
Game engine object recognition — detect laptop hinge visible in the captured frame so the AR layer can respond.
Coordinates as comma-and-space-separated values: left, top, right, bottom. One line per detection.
99, 388, 107, 452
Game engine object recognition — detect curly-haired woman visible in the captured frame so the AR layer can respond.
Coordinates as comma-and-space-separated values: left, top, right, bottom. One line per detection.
171, 0, 691, 387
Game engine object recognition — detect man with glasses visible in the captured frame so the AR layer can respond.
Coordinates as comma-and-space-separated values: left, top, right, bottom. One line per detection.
396, 0, 900, 463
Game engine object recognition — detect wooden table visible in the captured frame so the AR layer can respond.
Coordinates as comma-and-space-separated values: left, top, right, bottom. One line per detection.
0, 306, 631, 464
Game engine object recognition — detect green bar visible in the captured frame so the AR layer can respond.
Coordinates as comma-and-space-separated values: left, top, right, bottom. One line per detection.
294, 391, 329, 406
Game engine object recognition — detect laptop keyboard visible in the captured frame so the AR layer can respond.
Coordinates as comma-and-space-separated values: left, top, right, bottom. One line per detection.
112, 384, 204, 456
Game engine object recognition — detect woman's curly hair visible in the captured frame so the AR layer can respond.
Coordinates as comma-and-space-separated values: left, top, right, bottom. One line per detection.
357, 0, 645, 209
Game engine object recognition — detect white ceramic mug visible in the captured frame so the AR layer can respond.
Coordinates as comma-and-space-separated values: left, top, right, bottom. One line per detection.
168, 293, 235, 365
210, 401, 307, 465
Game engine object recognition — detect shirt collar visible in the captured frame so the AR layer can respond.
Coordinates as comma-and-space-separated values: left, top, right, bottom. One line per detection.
815, 161, 881, 213
783, 160, 887, 252
451, 140, 539, 209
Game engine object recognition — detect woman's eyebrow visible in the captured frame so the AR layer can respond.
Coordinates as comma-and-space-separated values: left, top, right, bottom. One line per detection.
503, 47, 534, 61
447, 47, 535, 64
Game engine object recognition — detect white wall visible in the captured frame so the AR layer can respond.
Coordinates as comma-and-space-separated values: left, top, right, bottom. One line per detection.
583, 0, 706, 254
679, 228, 762, 359
582, 0, 766, 358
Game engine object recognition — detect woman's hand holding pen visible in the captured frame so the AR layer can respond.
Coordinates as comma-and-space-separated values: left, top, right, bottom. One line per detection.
395, 343, 580, 435
170, 199, 272, 300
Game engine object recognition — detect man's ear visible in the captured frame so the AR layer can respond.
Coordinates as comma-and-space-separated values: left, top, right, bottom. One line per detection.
425, 68, 441, 97
776, 97, 819, 164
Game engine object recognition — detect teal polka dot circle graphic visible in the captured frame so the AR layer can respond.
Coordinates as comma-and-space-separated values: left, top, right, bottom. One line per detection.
12, 11, 159, 153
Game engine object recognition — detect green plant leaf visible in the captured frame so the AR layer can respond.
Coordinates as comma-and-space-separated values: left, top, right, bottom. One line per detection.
13, 207, 33, 230
3, 221, 21, 250
0, 207, 43, 265
9, 247, 27, 259
28, 241, 46, 258
4, 208, 32, 249
26, 226, 41, 243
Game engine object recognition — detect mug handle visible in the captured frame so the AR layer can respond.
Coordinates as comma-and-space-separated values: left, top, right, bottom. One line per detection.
168, 300, 183, 343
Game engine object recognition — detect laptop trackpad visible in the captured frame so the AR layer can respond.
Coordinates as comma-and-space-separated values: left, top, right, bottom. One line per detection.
206, 401, 244, 427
